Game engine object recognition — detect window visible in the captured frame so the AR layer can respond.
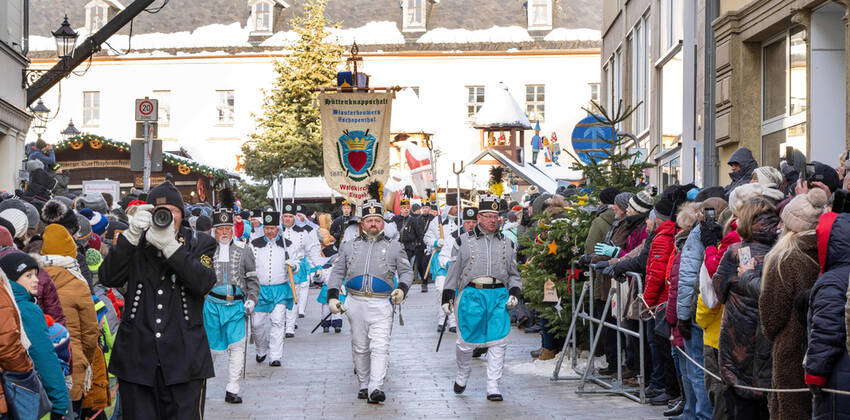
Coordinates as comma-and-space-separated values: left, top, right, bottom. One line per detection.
589, 83, 600, 103
761, 28, 808, 166
660, 155, 681, 190
87, 4, 107, 33
630, 15, 650, 134
83, 91, 100, 127
526, 85, 545, 122
528, 0, 553, 30
402, 0, 425, 32
253, 1, 272, 33
607, 50, 622, 114
660, 0, 683, 51
152, 90, 171, 126
466, 86, 485, 119
2, 0, 25, 53
660, 50, 684, 151
216, 90, 235, 125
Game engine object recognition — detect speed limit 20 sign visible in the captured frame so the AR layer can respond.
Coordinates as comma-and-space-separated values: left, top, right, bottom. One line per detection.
135, 98, 159, 122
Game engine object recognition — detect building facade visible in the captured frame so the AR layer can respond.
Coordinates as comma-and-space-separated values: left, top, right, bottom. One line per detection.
0, 0, 33, 191
27, 0, 602, 187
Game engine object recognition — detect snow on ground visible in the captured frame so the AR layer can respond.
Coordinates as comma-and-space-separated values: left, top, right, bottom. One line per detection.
507, 351, 608, 378
417, 25, 534, 44
544, 28, 602, 42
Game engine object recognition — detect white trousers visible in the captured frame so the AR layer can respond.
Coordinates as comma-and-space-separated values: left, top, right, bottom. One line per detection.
285, 282, 311, 333
219, 337, 246, 394
252, 304, 287, 361
345, 295, 393, 393
456, 341, 507, 395
435, 275, 457, 328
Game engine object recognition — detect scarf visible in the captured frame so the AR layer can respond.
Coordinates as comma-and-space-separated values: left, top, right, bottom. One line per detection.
41, 254, 88, 286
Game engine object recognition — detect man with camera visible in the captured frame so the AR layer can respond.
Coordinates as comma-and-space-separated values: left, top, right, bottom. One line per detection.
250, 211, 299, 367
441, 195, 523, 402
100, 182, 217, 419
205, 209, 259, 404
279, 203, 323, 337
326, 198, 413, 404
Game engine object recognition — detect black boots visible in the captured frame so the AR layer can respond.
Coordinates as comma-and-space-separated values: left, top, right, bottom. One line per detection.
453, 382, 466, 394
357, 389, 368, 400
487, 393, 503, 402
269, 360, 281, 367
255, 354, 266, 363
225, 392, 242, 404
367, 389, 386, 404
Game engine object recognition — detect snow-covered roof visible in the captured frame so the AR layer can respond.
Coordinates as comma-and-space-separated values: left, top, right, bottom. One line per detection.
465, 149, 557, 193
473, 82, 532, 130
391, 88, 432, 134
29, 0, 601, 54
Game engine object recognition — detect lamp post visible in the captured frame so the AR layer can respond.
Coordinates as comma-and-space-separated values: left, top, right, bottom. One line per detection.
23, 16, 79, 89
30, 99, 50, 136
60, 120, 81, 141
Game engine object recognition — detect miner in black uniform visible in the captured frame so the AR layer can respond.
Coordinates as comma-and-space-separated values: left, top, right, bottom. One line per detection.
329, 199, 354, 243
390, 197, 428, 291
100, 182, 217, 419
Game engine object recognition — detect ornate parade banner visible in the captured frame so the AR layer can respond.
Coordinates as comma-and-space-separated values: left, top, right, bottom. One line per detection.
319, 92, 393, 204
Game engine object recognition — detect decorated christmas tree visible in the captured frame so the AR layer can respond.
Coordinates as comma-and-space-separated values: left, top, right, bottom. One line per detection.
520, 100, 655, 340
241, 0, 345, 180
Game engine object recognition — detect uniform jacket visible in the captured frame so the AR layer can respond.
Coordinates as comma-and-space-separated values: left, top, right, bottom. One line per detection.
279, 224, 323, 266
100, 227, 217, 387
330, 215, 352, 243
425, 214, 458, 255
393, 214, 426, 251
0, 247, 65, 326
760, 233, 817, 420
642, 219, 677, 307
713, 213, 778, 400
806, 213, 850, 419
251, 235, 293, 286
444, 226, 522, 293
326, 233, 413, 297
10, 281, 70, 415
213, 240, 259, 305
44, 261, 100, 401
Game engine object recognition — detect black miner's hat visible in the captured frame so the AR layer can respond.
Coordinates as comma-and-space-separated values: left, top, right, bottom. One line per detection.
213, 210, 233, 227
262, 211, 280, 226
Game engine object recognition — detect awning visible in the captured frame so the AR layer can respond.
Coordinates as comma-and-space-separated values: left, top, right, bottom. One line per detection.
464, 149, 582, 194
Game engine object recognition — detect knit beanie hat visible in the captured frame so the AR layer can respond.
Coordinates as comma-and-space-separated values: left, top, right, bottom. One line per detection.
76, 193, 109, 214
22, 201, 40, 230
42, 224, 78, 258
812, 161, 841, 192
44, 315, 71, 376
41, 198, 79, 235
0, 226, 12, 247
0, 208, 28, 238
629, 187, 657, 214
614, 192, 634, 211
780, 188, 829, 232
0, 252, 39, 283
79, 208, 108, 236
196, 215, 212, 232
700, 197, 728, 215
654, 198, 676, 221
147, 182, 185, 216
85, 248, 103, 272
753, 166, 784, 188
728, 183, 784, 216
599, 187, 620, 206
104, 219, 128, 242
74, 214, 92, 244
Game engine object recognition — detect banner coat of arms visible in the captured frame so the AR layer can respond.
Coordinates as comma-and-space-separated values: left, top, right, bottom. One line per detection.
319, 92, 394, 204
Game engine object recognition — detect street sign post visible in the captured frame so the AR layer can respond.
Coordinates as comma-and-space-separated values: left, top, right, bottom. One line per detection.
135, 97, 159, 191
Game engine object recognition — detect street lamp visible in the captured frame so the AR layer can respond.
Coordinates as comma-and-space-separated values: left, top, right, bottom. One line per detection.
30, 100, 50, 135
60, 120, 81, 141
53, 15, 79, 61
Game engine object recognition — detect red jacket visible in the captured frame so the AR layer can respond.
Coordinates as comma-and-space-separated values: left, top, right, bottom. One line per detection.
642, 219, 677, 307
704, 221, 741, 277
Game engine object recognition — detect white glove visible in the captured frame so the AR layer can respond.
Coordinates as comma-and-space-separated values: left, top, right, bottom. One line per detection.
506, 295, 518, 309
123, 204, 153, 246
244, 300, 255, 314
328, 298, 344, 314
441, 303, 453, 315
286, 260, 300, 273
390, 288, 405, 305
147, 222, 181, 258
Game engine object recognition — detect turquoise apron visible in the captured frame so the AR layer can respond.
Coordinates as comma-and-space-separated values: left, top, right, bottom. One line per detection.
429, 251, 447, 278
456, 286, 510, 346
316, 284, 347, 304
255, 283, 294, 312
203, 285, 246, 351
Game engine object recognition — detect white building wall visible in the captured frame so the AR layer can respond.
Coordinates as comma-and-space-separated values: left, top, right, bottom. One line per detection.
30, 51, 599, 186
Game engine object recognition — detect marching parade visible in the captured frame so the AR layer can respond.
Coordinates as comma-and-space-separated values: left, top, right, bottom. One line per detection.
8, 0, 850, 419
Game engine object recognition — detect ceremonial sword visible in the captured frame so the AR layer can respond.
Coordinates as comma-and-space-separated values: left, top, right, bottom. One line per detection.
436, 300, 453, 352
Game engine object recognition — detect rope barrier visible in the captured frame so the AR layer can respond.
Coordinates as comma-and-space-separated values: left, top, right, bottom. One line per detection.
672, 345, 850, 396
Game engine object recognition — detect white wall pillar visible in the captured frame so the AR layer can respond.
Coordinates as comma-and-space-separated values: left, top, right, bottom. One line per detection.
810, 3, 846, 166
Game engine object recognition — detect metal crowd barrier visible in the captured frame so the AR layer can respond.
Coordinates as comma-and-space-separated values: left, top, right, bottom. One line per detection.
551, 266, 647, 404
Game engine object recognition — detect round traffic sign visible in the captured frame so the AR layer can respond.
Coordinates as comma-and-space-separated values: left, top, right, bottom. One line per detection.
138, 100, 154, 116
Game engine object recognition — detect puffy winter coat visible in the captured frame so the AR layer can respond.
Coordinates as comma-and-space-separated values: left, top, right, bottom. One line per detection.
724, 147, 759, 196
806, 212, 850, 419
760, 233, 818, 420
665, 248, 684, 347
642, 219, 677, 307
713, 213, 778, 400
0, 247, 65, 326
696, 226, 740, 349
0, 281, 32, 373
676, 225, 704, 320
10, 281, 70, 415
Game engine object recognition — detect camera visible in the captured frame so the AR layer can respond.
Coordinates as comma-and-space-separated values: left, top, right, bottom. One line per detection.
704, 208, 716, 224
152, 207, 174, 228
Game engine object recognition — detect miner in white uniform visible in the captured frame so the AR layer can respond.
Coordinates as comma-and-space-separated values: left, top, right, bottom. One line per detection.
280, 203, 323, 337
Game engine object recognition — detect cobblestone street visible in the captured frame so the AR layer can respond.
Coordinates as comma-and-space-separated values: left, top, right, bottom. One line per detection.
204, 286, 665, 419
